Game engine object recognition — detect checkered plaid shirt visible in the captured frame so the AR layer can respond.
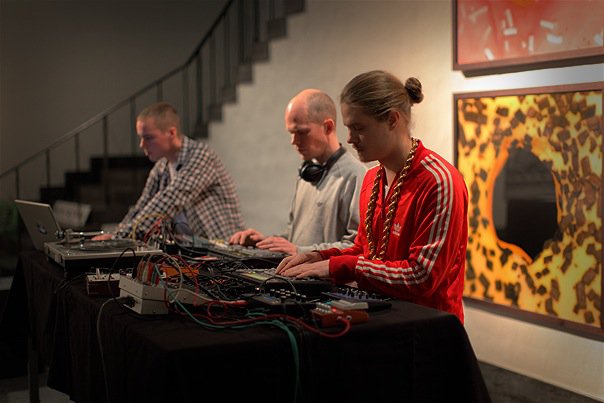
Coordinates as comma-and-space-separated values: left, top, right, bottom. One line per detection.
116, 136, 244, 240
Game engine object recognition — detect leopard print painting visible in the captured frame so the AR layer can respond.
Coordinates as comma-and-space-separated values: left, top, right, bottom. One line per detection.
456, 85, 602, 328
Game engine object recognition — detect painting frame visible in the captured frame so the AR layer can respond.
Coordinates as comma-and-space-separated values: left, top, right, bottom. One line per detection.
452, 0, 604, 76
454, 82, 604, 340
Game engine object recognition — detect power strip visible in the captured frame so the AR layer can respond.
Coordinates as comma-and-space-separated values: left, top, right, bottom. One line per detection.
120, 293, 169, 315
119, 276, 169, 315
118, 276, 211, 314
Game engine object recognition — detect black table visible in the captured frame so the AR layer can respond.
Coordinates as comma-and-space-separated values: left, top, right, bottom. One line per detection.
1, 251, 492, 403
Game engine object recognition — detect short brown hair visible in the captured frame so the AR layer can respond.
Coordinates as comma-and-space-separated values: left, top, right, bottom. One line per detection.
340, 70, 423, 122
138, 102, 181, 135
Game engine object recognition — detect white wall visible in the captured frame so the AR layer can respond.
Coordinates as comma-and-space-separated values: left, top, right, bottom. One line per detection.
207, 0, 604, 400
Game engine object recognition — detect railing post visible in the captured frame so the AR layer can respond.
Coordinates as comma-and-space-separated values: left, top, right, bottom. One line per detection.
73, 133, 81, 203
269, 0, 275, 19
74, 133, 80, 172
102, 116, 110, 206
196, 51, 204, 132
210, 31, 216, 115
253, 0, 260, 43
156, 81, 163, 101
238, 0, 247, 64
45, 149, 51, 189
130, 98, 137, 155
15, 168, 20, 200
182, 69, 189, 134
224, 9, 231, 92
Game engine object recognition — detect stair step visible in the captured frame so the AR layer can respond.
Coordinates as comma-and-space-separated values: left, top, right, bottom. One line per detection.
78, 183, 143, 202
222, 86, 237, 103
208, 104, 223, 122
65, 171, 100, 186
192, 120, 210, 139
90, 155, 152, 171
88, 204, 133, 226
284, 0, 305, 15
237, 63, 253, 83
100, 168, 149, 185
40, 152, 150, 224
40, 187, 74, 204
267, 18, 287, 39
251, 41, 270, 62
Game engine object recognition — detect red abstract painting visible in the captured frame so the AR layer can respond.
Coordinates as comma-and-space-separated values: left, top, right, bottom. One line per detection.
454, 0, 604, 73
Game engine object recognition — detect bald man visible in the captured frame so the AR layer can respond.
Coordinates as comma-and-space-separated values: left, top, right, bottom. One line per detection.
229, 89, 367, 255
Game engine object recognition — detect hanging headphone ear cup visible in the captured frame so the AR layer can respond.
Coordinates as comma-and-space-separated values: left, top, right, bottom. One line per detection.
298, 147, 347, 183
299, 161, 325, 183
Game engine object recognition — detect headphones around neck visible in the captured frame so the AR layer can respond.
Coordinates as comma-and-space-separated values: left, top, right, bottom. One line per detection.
299, 146, 347, 183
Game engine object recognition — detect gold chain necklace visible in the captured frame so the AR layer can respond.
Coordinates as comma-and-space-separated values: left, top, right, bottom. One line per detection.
365, 137, 419, 260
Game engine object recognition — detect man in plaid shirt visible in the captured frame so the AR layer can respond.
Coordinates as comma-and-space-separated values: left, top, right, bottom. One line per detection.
96, 102, 244, 241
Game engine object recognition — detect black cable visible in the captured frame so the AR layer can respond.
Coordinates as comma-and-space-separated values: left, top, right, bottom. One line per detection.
53, 273, 87, 294
96, 297, 128, 403
105, 247, 135, 299
259, 273, 299, 295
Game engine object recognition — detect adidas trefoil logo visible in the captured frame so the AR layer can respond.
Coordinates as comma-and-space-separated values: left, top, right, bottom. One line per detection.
393, 222, 401, 237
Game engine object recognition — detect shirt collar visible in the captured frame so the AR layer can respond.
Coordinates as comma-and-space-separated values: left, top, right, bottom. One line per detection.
172, 136, 191, 171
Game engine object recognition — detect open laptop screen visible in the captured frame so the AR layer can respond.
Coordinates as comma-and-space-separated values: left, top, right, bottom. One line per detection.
14, 199, 62, 250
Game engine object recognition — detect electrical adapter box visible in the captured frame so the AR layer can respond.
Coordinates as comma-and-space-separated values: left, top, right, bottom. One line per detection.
118, 275, 169, 315
86, 273, 120, 297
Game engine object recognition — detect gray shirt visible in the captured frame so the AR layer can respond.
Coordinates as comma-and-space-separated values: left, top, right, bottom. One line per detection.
286, 150, 367, 253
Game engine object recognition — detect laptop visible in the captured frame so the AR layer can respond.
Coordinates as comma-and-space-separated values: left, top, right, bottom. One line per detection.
14, 199, 63, 250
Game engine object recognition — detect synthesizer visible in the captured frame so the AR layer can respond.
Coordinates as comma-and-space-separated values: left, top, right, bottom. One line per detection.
178, 235, 287, 267
208, 239, 287, 261
228, 268, 334, 297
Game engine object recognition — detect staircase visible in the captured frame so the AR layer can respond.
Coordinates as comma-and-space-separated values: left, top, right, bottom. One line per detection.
39, 155, 153, 230
0, 0, 306, 266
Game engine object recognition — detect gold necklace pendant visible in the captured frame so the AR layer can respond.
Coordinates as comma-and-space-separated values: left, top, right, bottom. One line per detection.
365, 137, 419, 260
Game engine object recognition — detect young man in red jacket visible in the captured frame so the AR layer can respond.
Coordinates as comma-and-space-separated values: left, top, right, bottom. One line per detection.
276, 70, 469, 323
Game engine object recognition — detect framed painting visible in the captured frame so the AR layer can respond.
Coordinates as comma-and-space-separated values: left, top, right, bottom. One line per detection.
453, 0, 604, 75
454, 82, 603, 339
